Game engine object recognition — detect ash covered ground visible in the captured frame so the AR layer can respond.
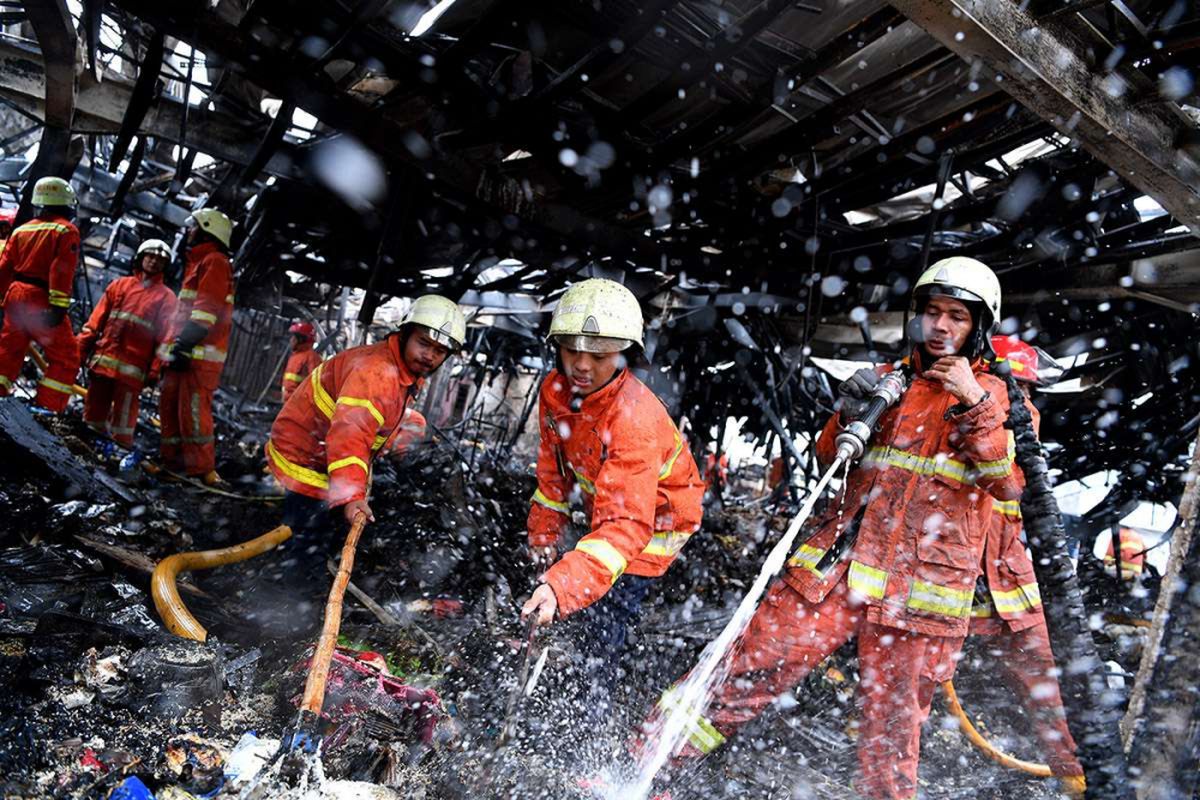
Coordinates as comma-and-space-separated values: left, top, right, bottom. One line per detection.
0, 398, 1137, 800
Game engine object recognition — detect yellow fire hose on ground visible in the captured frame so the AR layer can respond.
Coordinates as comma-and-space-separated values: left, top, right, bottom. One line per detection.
941, 679, 1053, 777
151, 525, 293, 641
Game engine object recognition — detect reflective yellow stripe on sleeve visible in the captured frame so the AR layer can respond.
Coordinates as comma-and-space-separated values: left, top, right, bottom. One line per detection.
575, 538, 628, 584
47, 290, 70, 308
283, 372, 302, 383
336, 396, 385, 426
310, 364, 335, 419
266, 440, 330, 490
787, 543, 827, 574
641, 530, 695, 558
178, 289, 197, 301
190, 309, 218, 324
38, 376, 74, 395
658, 430, 685, 480
532, 488, 569, 514
990, 583, 1042, 614
992, 498, 1022, 519
328, 455, 369, 475
658, 688, 727, 755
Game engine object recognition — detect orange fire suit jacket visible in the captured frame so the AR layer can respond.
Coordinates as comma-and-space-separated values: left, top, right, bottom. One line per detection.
78, 272, 177, 386
160, 241, 233, 373
784, 353, 1024, 637
266, 334, 421, 507
529, 368, 706, 617
0, 213, 80, 310
282, 342, 321, 401
971, 402, 1043, 635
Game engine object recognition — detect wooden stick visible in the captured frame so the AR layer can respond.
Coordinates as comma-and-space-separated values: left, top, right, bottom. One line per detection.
301, 513, 367, 716
74, 534, 215, 600
326, 559, 451, 663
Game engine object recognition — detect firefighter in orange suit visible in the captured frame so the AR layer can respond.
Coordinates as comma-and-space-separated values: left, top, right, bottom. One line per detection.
520, 278, 705, 731
266, 295, 464, 541
638, 258, 1022, 800
0, 177, 81, 411
1104, 527, 1146, 580
281, 321, 321, 402
154, 208, 235, 486
919, 335, 1084, 796
77, 238, 177, 449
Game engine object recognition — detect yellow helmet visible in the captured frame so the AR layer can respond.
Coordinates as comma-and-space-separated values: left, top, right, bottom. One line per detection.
31, 176, 76, 208
911, 256, 1002, 357
403, 294, 466, 349
189, 208, 233, 248
548, 278, 643, 353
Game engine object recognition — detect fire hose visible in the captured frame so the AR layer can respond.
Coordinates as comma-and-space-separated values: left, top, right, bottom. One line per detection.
941, 679, 1052, 777
151, 525, 293, 641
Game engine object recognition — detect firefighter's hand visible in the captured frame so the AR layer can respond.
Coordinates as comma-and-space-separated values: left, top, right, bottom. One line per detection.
529, 545, 557, 574
42, 307, 66, 328
344, 498, 374, 524
167, 345, 192, 372
926, 357, 986, 406
521, 583, 558, 627
837, 367, 879, 419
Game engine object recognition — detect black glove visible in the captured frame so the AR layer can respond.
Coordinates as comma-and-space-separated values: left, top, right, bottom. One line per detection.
43, 307, 67, 328
167, 344, 192, 372
167, 321, 209, 372
837, 367, 881, 420
0, 306, 6, 329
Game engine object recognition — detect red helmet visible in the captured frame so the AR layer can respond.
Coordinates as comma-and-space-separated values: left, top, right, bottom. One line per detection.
991, 335, 1039, 383
289, 321, 315, 339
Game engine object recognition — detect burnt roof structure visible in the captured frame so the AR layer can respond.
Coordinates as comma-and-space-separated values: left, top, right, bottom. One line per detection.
2, 0, 1198, 504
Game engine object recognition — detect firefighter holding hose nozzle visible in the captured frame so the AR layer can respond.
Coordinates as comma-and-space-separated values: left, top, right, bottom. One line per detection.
637, 257, 1024, 800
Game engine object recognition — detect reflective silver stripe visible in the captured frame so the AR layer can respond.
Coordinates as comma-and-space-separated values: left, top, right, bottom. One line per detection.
111, 309, 154, 332
91, 354, 146, 382
847, 561, 888, 599
787, 543, 827, 574
190, 391, 202, 438
907, 580, 974, 618
189, 344, 227, 363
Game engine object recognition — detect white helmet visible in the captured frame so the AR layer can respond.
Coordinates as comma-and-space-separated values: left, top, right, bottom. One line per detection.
402, 294, 467, 349
548, 278, 644, 354
911, 257, 1002, 358
136, 238, 171, 261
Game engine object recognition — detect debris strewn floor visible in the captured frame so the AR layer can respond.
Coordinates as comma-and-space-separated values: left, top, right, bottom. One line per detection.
0, 399, 1120, 799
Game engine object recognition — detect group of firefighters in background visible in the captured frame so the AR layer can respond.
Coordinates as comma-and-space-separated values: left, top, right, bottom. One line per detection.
0, 174, 1151, 799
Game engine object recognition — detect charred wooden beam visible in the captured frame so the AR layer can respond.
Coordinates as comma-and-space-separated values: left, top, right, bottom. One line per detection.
889, 0, 1200, 236
19, 0, 76, 221
651, 6, 904, 163
0, 37, 300, 176
108, 29, 163, 170
616, 0, 797, 125
110, 0, 663, 263
108, 133, 145, 218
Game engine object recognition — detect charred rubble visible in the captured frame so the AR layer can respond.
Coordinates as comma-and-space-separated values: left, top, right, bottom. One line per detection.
2, 1, 1200, 799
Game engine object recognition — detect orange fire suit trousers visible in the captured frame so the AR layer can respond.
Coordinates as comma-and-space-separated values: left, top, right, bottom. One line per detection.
83, 375, 141, 449
159, 367, 220, 475
0, 283, 79, 412
932, 619, 1082, 777
679, 580, 960, 800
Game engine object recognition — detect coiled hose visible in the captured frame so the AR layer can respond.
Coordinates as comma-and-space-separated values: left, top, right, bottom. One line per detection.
151, 525, 293, 641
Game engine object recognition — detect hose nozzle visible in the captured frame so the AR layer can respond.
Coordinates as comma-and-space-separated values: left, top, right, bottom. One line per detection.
834, 370, 909, 463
